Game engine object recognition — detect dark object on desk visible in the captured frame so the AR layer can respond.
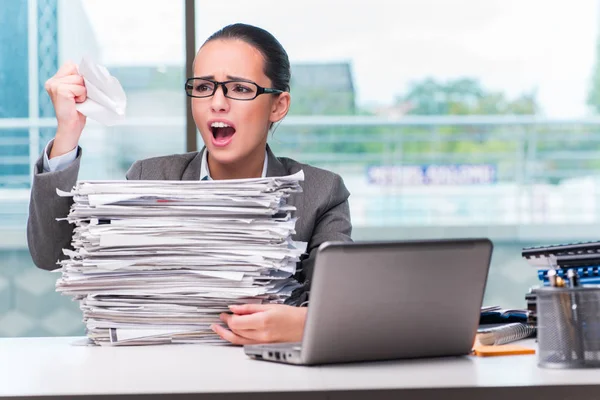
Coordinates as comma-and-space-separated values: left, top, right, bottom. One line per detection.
523, 241, 600, 268
480, 308, 529, 324
536, 286, 600, 369
525, 288, 538, 326
245, 238, 493, 365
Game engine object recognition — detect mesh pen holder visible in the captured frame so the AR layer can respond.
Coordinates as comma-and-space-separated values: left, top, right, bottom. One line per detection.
537, 286, 600, 369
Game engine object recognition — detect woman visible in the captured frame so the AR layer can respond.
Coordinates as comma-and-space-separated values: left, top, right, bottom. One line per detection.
27, 23, 352, 345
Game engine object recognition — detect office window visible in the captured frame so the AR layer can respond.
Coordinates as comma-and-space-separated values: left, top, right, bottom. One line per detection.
0, 0, 186, 336
196, 0, 600, 308
1, 1, 598, 338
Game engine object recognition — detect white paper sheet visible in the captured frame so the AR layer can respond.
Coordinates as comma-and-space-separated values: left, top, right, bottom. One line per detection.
75, 57, 126, 126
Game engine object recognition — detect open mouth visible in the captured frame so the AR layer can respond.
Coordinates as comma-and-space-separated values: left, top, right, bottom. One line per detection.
210, 121, 236, 147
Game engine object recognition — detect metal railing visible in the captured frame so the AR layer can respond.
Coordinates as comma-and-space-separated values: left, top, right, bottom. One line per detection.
3, 115, 600, 242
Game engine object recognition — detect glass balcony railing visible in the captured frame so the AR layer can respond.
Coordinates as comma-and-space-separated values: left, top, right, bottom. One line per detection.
4, 115, 600, 235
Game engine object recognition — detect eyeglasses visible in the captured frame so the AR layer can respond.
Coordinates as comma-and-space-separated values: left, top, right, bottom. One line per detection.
185, 78, 284, 101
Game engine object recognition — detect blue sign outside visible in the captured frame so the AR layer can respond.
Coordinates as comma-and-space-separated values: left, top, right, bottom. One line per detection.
367, 164, 497, 186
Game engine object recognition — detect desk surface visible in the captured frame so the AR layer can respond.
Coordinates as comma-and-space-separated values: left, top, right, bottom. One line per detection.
2, 337, 600, 400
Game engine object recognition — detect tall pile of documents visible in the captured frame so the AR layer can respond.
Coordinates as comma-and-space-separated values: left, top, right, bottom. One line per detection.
54, 172, 306, 345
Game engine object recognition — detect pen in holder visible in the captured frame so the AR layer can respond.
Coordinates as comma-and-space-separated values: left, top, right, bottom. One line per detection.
537, 286, 600, 368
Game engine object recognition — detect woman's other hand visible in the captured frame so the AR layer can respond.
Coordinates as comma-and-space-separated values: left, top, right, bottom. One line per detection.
211, 304, 307, 345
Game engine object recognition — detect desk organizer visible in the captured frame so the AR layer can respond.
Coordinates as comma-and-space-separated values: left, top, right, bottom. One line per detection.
537, 286, 600, 368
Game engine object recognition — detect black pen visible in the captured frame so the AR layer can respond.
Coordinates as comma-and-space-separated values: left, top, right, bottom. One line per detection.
566, 268, 584, 362
567, 269, 580, 288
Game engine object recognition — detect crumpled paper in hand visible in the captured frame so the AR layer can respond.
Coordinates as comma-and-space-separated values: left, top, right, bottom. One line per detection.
75, 57, 127, 126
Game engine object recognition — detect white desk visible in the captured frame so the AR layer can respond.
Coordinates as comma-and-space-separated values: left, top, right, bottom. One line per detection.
2, 337, 600, 400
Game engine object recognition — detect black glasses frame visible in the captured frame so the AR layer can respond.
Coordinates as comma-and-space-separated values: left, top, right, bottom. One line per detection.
185, 77, 284, 101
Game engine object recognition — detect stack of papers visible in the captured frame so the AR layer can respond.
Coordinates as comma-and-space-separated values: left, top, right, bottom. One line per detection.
54, 171, 307, 346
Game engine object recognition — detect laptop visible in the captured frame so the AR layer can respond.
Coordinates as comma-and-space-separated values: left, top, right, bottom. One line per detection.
244, 238, 493, 365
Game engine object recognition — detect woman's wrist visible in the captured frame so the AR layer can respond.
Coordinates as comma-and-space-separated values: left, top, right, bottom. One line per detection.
50, 129, 80, 159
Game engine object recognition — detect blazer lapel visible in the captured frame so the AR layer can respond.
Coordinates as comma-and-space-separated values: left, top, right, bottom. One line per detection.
266, 145, 304, 235
181, 148, 203, 181
266, 144, 288, 177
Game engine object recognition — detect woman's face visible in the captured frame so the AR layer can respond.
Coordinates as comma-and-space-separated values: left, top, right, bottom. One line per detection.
191, 39, 289, 165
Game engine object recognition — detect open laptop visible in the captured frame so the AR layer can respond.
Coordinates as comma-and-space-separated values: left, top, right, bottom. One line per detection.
244, 238, 493, 365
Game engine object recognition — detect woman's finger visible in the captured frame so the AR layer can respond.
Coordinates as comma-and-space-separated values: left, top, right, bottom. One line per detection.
211, 324, 259, 345
229, 327, 273, 343
55, 74, 84, 86
54, 61, 78, 79
221, 314, 276, 343
228, 303, 272, 315
56, 84, 87, 101
221, 312, 266, 331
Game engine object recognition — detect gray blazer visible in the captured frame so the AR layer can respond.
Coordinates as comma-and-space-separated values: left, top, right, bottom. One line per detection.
27, 145, 353, 303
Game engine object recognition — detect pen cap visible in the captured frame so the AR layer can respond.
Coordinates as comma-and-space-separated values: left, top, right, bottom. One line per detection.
536, 286, 600, 369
